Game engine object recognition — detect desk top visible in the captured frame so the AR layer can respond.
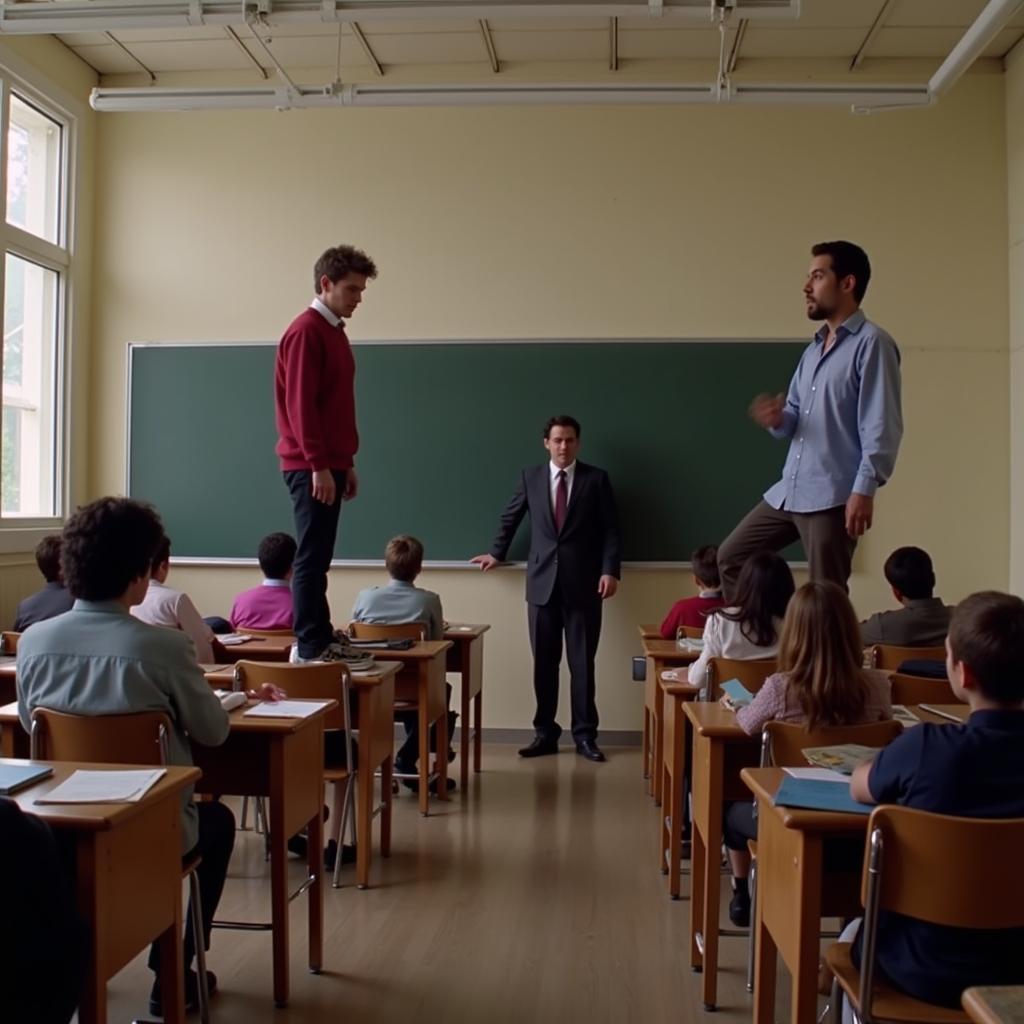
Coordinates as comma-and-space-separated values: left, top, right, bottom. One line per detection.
366, 640, 453, 660
913, 703, 969, 724
963, 987, 1024, 1024
741, 766, 869, 833
638, 623, 663, 640
444, 624, 491, 640
3, 757, 200, 830
642, 638, 700, 662
204, 660, 401, 690
661, 677, 702, 698
683, 700, 750, 738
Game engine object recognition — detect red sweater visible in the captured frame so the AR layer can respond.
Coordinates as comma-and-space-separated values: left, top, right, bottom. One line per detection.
659, 593, 725, 639
274, 307, 358, 471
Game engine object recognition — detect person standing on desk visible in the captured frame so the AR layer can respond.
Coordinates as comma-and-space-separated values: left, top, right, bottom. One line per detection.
471, 415, 621, 763
718, 240, 903, 599
275, 244, 377, 665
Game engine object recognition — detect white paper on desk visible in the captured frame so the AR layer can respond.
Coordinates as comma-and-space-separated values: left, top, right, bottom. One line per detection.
35, 768, 166, 804
782, 767, 849, 784
218, 634, 253, 645
892, 704, 922, 727
243, 700, 331, 719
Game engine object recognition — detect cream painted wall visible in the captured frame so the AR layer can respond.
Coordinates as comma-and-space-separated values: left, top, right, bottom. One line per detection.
85, 74, 1008, 731
1008, 41, 1024, 596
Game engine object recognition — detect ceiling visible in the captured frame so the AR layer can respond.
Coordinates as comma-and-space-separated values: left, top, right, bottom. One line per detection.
40, 0, 1024, 82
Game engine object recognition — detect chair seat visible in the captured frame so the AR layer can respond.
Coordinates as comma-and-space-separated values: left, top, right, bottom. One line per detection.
324, 767, 351, 784
825, 942, 969, 1024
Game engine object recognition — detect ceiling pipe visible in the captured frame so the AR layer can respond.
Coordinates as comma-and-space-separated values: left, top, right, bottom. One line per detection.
89, 79, 932, 112
928, 0, 1024, 100
0, 0, 800, 35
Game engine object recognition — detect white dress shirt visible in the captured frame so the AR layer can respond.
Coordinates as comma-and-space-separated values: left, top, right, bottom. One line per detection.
310, 295, 341, 328
549, 460, 576, 517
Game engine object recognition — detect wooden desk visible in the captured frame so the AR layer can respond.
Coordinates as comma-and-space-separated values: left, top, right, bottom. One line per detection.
659, 676, 701, 898
444, 623, 490, 792
963, 987, 1024, 1024
638, 623, 662, 640
6, 758, 200, 1024
188, 699, 334, 1008
215, 635, 294, 663
742, 766, 868, 1024
642, 638, 699, 804
0, 655, 15, 706
683, 701, 760, 1010
0, 699, 28, 756
374, 640, 454, 816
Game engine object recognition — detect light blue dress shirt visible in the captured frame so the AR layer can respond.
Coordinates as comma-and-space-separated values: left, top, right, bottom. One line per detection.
763, 310, 902, 513
350, 579, 444, 641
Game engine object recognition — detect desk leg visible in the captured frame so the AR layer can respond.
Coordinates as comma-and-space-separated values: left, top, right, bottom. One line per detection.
460, 672, 471, 792
473, 690, 482, 773
754, 898, 778, 1024
268, 758, 290, 1007
436, 704, 449, 802
381, 756, 393, 857
699, 743, 725, 1011
642, 706, 651, 782
690, 822, 706, 973
789, 833, 824, 1024
75, 840, 108, 1024
652, 700, 664, 806
357, 753, 373, 889
667, 709, 687, 899
307, 796, 324, 975
418, 695, 430, 816
155, 904, 186, 1024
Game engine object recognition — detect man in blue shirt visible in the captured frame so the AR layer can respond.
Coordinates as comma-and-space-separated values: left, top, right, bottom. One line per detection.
849, 591, 1024, 1008
718, 241, 902, 599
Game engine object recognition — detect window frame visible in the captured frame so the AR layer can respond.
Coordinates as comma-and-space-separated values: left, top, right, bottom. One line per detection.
0, 45, 79, 552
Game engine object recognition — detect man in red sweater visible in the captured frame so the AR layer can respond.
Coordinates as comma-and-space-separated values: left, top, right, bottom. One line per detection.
275, 244, 377, 662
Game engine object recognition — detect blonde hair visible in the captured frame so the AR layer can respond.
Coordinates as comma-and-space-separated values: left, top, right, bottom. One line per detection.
777, 581, 868, 729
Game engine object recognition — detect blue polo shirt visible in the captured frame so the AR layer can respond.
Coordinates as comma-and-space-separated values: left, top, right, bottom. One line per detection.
862, 709, 1024, 1007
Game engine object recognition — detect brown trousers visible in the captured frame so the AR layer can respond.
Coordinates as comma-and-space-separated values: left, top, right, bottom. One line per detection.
717, 500, 855, 602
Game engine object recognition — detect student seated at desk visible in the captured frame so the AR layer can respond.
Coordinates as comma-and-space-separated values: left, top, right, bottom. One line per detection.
230, 531, 296, 631
132, 533, 217, 663
13, 533, 74, 632
16, 497, 245, 1017
659, 544, 725, 639
847, 591, 1024, 1009
0, 798, 87, 1024
664, 550, 794, 694
723, 581, 893, 926
859, 545, 953, 647
351, 534, 455, 792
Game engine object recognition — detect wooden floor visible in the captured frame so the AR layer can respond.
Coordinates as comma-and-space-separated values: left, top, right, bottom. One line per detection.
103, 744, 794, 1024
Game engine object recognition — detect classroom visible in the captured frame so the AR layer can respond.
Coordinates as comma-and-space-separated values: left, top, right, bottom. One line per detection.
1, 0, 1023, 1021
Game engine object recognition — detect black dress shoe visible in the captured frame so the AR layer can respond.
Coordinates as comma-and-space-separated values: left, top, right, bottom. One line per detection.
576, 740, 606, 762
518, 736, 559, 758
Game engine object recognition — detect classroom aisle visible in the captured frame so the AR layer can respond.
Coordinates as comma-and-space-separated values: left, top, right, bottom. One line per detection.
103, 745, 773, 1024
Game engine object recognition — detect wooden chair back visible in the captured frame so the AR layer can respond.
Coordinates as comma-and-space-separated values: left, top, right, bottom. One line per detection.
1, 631, 20, 654
348, 621, 426, 642
239, 627, 295, 639
679, 625, 704, 640
30, 707, 170, 765
889, 672, 957, 706
706, 657, 776, 700
869, 643, 946, 671
762, 719, 903, 769
232, 660, 351, 733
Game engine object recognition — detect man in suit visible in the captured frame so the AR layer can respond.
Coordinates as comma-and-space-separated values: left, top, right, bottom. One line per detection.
471, 415, 621, 762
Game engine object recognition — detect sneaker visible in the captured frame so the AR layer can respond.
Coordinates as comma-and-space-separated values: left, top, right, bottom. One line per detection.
401, 775, 457, 795
149, 969, 217, 1016
728, 888, 751, 928
323, 839, 358, 870
290, 640, 375, 672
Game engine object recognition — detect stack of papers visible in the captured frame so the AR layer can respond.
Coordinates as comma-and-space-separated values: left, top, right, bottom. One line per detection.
243, 700, 331, 719
218, 634, 254, 645
35, 768, 166, 804
892, 705, 921, 728
215, 689, 247, 711
677, 638, 704, 652
803, 743, 880, 775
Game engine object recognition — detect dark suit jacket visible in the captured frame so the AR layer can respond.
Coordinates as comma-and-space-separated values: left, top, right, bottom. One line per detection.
859, 596, 953, 647
489, 461, 620, 607
13, 582, 74, 633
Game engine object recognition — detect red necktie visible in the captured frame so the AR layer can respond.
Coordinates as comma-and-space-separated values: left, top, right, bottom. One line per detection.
554, 470, 568, 531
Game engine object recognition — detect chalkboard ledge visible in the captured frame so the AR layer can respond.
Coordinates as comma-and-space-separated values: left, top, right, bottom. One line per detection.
170, 557, 809, 570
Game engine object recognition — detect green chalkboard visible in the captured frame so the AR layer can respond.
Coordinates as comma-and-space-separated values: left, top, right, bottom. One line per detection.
128, 340, 805, 563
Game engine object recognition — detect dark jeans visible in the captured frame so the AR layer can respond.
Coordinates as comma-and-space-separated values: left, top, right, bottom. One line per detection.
528, 578, 602, 743
718, 500, 856, 602
149, 800, 236, 973
284, 469, 347, 659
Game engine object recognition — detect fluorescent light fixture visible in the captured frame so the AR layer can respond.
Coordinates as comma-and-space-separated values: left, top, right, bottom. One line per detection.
91, 79, 933, 112
0, 0, 800, 35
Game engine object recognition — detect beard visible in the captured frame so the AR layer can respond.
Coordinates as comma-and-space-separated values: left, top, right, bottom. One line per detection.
805, 299, 830, 321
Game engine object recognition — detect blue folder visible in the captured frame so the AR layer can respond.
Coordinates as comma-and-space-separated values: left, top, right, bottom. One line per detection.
773, 776, 872, 815
721, 679, 755, 707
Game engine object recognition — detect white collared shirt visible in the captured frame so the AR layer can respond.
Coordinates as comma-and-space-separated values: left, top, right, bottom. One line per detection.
310, 296, 342, 328
549, 460, 576, 515
261, 578, 291, 588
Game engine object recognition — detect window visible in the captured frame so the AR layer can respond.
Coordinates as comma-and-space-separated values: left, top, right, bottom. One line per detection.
0, 79, 72, 524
